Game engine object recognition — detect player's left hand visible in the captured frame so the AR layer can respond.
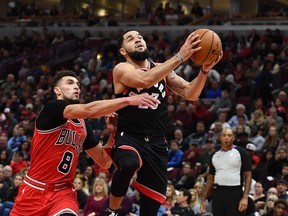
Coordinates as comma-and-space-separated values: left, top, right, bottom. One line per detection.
201, 50, 223, 73
105, 112, 118, 133
238, 196, 248, 212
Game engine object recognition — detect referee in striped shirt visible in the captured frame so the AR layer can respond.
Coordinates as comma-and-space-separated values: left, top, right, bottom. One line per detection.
200, 127, 252, 216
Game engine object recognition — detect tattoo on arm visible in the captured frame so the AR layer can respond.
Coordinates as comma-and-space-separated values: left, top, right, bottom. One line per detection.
168, 73, 186, 96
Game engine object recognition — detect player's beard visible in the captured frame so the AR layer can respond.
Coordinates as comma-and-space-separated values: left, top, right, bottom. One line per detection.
127, 49, 149, 61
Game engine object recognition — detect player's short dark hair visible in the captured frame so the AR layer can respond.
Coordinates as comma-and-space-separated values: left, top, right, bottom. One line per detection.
117, 29, 135, 48
52, 70, 77, 89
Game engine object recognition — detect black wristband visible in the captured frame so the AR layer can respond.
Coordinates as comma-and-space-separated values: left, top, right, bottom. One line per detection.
201, 69, 209, 75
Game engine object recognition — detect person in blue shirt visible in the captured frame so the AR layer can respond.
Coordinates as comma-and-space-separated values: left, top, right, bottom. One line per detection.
168, 139, 184, 168
6, 125, 27, 153
204, 80, 222, 100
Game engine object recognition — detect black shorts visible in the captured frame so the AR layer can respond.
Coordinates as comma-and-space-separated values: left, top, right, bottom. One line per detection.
212, 185, 244, 216
113, 131, 168, 203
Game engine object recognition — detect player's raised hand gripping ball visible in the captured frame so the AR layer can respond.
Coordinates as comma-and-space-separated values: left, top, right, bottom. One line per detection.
190, 28, 222, 65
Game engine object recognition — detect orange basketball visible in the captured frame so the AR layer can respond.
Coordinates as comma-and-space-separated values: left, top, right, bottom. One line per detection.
190, 28, 222, 65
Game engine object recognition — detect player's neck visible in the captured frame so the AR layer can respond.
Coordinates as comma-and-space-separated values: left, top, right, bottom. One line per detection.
126, 59, 149, 69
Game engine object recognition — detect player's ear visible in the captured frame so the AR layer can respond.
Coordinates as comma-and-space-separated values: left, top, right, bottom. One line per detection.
54, 87, 61, 96
119, 47, 126, 56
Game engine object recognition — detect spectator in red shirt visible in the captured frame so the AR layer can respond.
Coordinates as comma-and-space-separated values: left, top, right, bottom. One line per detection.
190, 99, 212, 125
173, 99, 192, 134
238, 40, 251, 59
10, 151, 28, 175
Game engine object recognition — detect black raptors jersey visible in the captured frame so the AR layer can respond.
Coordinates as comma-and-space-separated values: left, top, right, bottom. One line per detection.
115, 61, 168, 137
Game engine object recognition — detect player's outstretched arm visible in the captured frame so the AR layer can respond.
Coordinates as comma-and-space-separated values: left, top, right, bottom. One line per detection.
84, 113, 118, 168
63, 93, 160, 119
85, 144, 112, 168
166, 51, 223, 101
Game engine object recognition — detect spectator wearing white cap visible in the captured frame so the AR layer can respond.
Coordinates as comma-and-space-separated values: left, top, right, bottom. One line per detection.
246, 143, 257, 152
246, 143, 261, 167
227, 103, 249, 127
21, 103, 36, 122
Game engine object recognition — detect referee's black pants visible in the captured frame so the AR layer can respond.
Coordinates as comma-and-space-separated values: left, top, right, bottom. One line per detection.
212, 185, 245, 216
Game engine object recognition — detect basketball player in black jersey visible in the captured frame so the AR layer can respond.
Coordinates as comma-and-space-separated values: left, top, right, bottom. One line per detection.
106, 30, 222, 216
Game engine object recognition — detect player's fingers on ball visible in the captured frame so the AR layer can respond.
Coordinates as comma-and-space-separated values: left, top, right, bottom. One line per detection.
191, 33, 200, 38
190, 46, 201, 54
193, 46, 202, 52
185, 33, 198, 46
191, 39, 201, 47
188, 32, 196, 38
191, 34, 200, 42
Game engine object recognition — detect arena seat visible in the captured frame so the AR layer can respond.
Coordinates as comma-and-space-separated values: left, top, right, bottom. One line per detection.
236, 96, 251, 107
167, 167, 180, 182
